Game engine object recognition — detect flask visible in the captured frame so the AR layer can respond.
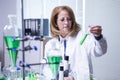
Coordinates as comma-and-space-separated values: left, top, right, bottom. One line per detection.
3, 15, 20, 69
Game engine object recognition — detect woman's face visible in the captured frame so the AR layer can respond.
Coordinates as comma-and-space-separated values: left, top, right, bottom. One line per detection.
57, 10, 72, 37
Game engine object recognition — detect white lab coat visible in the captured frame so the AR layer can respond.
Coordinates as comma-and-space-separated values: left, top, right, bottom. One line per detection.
43, 31, 107, 80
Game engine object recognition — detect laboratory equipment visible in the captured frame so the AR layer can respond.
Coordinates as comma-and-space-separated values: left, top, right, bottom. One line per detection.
64, 56, 70, 77
24, 19, 49, 36
80, 34, 88, 45
4, 15, 20, 69
58, 66, 64, 80
4, 36, 20, 68
47, 49, 62, 80
3, 14, 20, 80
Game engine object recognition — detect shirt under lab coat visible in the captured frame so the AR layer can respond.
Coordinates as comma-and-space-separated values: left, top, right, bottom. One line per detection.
43, 31, 107, 80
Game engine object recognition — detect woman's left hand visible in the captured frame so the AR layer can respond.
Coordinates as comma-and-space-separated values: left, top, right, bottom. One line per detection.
89, 25, 102, 36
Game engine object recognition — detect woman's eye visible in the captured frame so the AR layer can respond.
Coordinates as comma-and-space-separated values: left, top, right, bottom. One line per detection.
68, 18, 71, 21
58, 17, 71, 22
60, 18, 64, 22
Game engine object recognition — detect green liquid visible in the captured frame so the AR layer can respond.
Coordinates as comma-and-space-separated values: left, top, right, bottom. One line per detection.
47, 56, 62, 79
0, 77, 6, 80
4, 36, 20, 67
80, 34, 88, 45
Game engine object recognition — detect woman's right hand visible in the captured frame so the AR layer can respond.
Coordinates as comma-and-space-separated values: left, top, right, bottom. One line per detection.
64, 76, 73, 80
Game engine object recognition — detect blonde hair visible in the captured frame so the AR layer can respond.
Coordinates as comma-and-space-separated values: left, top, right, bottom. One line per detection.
50, 6, 81, 38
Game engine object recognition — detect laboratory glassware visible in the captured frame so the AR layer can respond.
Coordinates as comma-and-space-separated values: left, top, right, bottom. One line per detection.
4, 15, 20, 69
3, 15, 20, 80
47, 49, 62, 80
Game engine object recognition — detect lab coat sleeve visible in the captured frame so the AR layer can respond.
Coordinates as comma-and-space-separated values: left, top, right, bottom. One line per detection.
44, 40, 51, 59
44, 39, 53, 58
85, 34, 107, 57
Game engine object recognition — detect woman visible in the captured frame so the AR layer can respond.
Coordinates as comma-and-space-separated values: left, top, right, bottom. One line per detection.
44, 6, 107, 80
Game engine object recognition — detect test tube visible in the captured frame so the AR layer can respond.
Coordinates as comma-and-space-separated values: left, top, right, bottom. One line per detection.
80, 34, 88, 45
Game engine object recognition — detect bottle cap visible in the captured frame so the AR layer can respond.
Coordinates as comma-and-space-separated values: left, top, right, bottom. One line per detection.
60, 66, 64, 71
64, 56, 69, 61
16, 67, 21, 70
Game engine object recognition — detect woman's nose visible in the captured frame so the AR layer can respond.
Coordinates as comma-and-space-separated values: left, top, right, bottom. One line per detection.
64, 19, 69, 24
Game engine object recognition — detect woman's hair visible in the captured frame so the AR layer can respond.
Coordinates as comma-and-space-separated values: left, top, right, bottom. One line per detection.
50, 5, 81, 38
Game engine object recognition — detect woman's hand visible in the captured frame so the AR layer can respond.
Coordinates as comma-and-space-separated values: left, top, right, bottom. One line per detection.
89, 25, 102, 36
64, 76, 73, 80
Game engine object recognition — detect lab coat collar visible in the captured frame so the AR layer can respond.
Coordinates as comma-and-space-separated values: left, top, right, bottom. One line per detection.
58, 35, 69, 43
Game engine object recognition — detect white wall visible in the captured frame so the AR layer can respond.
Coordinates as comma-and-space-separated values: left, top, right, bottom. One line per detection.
22, 0, 83, 25
86, 0, 120, 80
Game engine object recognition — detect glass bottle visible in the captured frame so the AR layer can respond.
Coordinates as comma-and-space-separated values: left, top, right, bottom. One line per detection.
3, 15, 20, 80
3, 15, 20, 69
